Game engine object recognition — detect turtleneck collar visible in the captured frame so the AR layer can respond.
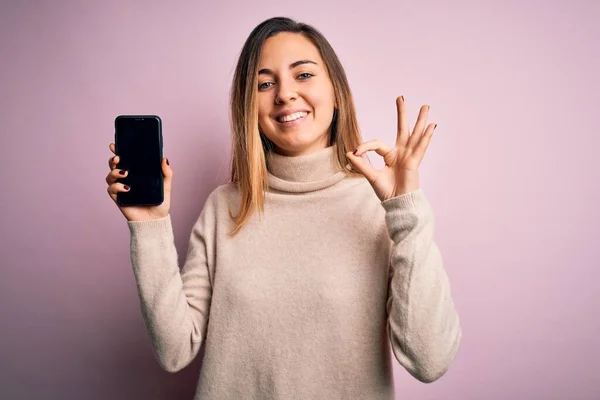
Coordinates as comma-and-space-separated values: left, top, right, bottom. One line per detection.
266, 145, 348, 193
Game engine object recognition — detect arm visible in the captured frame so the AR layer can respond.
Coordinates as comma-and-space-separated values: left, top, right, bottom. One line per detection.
382, 189, 462, 383
127, 197, 215, 373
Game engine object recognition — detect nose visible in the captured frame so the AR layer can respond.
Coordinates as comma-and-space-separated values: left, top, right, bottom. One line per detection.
275, 79, 298, 104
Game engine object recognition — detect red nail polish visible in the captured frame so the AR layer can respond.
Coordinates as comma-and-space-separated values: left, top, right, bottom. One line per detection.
119, 170, 126, 175
166, 158, 169, 165
124, 185, 130, 190
434, 124, 438, 129
353, 149, 357, 155
401, 95, 404, 102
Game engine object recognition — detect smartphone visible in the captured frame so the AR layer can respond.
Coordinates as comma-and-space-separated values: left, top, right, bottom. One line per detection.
114, 115, 164, 207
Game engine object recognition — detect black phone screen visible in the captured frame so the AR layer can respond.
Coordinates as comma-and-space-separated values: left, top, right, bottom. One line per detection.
114, 115, 163, 206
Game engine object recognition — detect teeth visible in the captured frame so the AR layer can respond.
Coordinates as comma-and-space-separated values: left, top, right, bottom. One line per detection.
278, 112, 307, 123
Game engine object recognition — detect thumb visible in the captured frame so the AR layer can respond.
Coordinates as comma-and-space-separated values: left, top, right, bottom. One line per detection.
346, 151, 378, 184
162, 157, 173, 192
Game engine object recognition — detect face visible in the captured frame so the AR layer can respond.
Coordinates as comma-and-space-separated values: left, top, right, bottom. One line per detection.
256, 32, 336, 157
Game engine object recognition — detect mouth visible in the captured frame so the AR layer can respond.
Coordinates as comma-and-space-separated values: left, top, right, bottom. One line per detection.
275, 111, 309, 127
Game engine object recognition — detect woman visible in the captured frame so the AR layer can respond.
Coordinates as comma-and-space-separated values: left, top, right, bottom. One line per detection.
105, 16, 461, 400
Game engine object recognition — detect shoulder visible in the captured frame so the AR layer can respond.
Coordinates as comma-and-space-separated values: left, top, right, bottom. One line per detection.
189, 183, 238, 233
341, 174, 382, 204
199, 182, 239, 213
207, 182, 239, 202
331, 174, 388, 224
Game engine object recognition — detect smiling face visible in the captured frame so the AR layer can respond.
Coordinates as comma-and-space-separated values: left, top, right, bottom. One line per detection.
257, 32, 336, 157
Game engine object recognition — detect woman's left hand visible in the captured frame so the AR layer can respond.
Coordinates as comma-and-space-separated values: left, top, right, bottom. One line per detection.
346, 96, 437, 202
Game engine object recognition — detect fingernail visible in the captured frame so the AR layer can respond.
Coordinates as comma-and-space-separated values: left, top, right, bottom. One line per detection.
119, 170, 126, 175
353, 149, 358, 155
401, 95, 404, 102
434, 124, 438, 129
124, 185, 130, 190
166, 158, 169, 165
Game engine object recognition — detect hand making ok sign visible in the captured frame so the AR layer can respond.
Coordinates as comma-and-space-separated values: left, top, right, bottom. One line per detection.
346, 96, 437, 201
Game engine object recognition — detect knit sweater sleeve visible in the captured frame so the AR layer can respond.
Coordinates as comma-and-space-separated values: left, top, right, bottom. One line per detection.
126, 196, 216, 373
381, 189, 462, 383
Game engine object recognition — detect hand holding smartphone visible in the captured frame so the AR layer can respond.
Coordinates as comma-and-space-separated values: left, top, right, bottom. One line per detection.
105, 115, 173, 222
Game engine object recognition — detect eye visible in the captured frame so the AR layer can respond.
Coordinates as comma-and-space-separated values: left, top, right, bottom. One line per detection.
258, 82, 273, 91
258, 73, 313, 91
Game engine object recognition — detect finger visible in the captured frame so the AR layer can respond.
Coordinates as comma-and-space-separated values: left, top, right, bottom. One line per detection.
396, 96, 409, 147
353, 139, 397, 168
108, 143, 119, 169
108, 154, 119, 170
346, 151, 379, 184
105, 168, 128, 185
162, 157, 173, 193
406, 105, 430, 150
106, 182, 130, 202
412, 123, 437, 161
353, 139, 393, 157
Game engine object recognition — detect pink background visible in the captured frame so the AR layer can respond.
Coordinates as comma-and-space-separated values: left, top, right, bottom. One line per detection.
1, 1, 598, 399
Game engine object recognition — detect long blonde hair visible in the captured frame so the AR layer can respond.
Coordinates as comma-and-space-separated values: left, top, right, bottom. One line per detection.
228, 17, 363, 236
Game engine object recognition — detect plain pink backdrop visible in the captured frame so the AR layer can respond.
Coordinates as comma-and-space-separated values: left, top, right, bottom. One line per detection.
1, 1, 598, 399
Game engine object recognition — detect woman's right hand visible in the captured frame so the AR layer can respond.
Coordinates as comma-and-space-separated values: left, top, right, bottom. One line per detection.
105, 142, 173, 222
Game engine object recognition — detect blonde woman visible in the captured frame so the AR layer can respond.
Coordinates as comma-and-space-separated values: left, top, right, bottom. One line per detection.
105, 16, 462, 400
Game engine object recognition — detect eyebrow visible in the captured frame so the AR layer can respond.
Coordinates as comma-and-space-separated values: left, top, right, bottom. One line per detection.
258, 59, 318, 75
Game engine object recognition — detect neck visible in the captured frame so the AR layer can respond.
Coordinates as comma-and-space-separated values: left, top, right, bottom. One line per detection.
266, 144, 348, 193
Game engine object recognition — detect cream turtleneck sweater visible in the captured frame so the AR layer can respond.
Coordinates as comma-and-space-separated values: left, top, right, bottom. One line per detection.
127, 145, 462, 399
